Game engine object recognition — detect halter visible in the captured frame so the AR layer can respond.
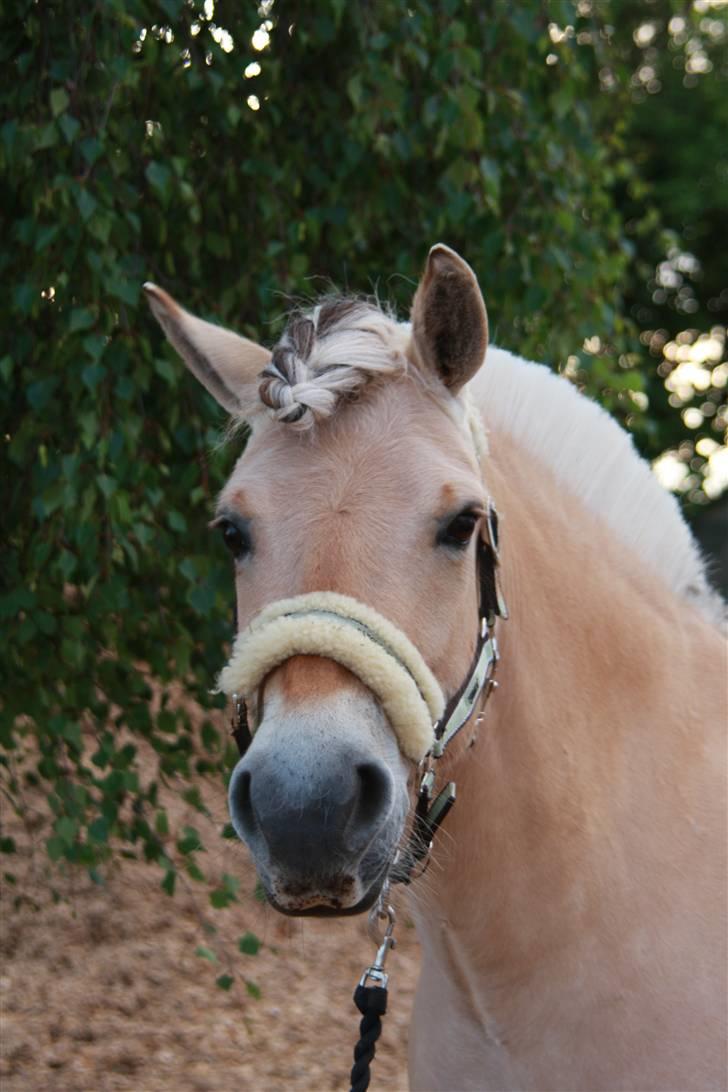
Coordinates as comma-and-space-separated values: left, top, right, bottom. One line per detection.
224, 499, 507, 885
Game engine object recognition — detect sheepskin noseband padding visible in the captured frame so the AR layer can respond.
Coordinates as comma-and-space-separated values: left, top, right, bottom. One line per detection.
217, 592, 445, 762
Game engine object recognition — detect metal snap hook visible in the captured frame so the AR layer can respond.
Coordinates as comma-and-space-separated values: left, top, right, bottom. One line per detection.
361, 896, 397, 990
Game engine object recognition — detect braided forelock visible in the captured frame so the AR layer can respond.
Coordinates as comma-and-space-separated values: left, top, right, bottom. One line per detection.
257, 297, 407, 430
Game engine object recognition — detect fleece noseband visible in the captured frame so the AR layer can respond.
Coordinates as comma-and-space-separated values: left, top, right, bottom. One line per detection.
218, 592, 444, 761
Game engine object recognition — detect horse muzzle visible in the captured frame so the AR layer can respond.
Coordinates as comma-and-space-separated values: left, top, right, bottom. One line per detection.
227, 689, 410, 915
219, 592, 442, 913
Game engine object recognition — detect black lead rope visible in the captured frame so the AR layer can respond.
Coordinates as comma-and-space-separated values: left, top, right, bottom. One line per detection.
350, 983, 388, 1092
349, 903, 396, 1092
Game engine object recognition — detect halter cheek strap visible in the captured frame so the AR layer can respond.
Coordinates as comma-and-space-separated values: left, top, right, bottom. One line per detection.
386, 504, 506, 883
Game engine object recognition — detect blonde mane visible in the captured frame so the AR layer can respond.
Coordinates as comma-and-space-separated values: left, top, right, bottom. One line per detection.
471, 346, 723, 625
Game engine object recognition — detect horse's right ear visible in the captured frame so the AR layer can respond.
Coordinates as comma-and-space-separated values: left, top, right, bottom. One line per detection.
410, 244, 488, 394
143, 283, 271, 416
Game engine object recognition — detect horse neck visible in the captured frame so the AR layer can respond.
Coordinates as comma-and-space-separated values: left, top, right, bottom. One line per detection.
412, 430, 725, 997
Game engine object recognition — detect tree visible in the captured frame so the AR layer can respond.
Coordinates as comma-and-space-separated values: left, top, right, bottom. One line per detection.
612, 0, 727, 505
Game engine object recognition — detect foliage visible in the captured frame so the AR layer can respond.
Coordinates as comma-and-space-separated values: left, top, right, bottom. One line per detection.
611, 0, 727, 501
0, 0, 724, 898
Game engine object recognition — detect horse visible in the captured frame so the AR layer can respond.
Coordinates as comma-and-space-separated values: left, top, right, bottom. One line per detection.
145, 245, 727, 1091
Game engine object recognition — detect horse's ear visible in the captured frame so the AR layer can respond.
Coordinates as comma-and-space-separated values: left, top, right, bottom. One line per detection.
143, 283, 271, 416
410, 244, 488, 394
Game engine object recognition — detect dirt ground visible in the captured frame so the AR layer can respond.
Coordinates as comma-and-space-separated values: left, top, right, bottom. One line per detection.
0, 744, 420, 1092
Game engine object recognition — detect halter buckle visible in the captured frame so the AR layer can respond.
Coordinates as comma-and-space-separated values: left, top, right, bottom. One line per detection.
484, 500, 500, 560
389, 764, 456, 885
230, 693, 253, 757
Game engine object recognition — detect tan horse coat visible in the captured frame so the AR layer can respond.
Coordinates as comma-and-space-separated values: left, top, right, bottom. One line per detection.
410, 427, 727, 1091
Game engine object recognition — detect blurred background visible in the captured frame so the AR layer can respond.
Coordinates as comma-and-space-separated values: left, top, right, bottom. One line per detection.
1, 1, 726, 1088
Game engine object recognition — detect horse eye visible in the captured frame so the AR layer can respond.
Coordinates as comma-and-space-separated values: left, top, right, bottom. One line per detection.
217, 519, 250, 560
440, 511, 478, 549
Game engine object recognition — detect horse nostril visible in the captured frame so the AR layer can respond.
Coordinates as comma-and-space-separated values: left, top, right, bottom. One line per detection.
229, 768, 256, 837
229, 754, 394, 868
353, 761, 392, 831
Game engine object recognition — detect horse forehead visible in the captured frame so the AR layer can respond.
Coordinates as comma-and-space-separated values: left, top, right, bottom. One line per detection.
227, 389, 480, 509
227, 439, 477, 532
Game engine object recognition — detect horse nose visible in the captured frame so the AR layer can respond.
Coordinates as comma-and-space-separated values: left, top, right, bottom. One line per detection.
229, 754, 393, 873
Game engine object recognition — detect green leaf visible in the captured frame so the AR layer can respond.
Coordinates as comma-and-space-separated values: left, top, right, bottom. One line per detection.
80, 137, 102, 165
201, 721, 219, 752
26, 378, 59, 411
195, 945, 218, 963
96, 474, 116, 498
34, 123, 58, 150
82, 363, 105, 390
245, 980, 262, 1000
145, 161, 172, 199
46, 836, 65, 862
59, 114, 81, 143
216, 974, 234, 990
88, 215, 112, 244
54, 817, 78, 845
108, 276, 139, 307
187, 582, 216, 614
82, 334, 107, 362
167, 510, 187, 533
154, 356, 176, 385
88, 818, 110, 843
69, 308, 95, 333
75, 188, 97, 221
185, 860, 206, 882
50, 88, 70, 117
35, 225, 61, 252
238, 932, 261, 956
161, 869, 176, 896
177, 826, 202, 855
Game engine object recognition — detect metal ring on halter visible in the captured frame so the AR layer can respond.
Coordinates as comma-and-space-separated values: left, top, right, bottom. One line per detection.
367, 880, 394, 944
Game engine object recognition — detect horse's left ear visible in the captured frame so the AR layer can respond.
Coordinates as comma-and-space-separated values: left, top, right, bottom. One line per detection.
410, 244, 488, 394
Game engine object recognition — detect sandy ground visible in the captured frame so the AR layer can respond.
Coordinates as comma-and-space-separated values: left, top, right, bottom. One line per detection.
0, 741, 420, 1092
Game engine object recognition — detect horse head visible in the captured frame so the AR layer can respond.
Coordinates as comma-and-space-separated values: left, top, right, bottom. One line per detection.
145, 246, 491, 915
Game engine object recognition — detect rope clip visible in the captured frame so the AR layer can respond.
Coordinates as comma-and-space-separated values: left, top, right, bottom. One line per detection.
360, 894, 396, 990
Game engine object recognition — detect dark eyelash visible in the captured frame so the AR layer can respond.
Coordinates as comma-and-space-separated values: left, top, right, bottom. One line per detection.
211, 515, 252, 560
437, 509, 481, 550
